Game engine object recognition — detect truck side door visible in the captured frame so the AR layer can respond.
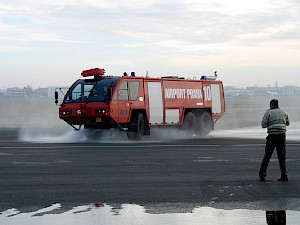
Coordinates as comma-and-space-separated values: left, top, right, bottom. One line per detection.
112, 80, 129, 123
111, 79, 144, 124
128, 79, 145, 113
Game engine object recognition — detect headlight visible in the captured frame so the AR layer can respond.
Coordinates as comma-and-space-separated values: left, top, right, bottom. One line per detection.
62, 111, 72, 115
95, 109, 106, 114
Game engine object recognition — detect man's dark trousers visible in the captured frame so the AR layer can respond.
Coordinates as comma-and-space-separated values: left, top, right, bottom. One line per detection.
259, 133, 287, 179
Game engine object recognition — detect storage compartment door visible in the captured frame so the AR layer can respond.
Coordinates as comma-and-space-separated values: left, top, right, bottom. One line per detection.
211, 84, 221, 114
147, 82, 163, 124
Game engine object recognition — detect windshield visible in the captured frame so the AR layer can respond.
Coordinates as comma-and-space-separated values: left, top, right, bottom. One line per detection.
64, 78, 119, 103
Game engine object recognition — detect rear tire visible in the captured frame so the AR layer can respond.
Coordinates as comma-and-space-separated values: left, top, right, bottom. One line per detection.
196, 111, 213, 137
182, 112, 197, 135
127, 113, 145, 140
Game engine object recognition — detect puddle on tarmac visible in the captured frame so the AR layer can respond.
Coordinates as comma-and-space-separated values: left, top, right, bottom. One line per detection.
1, 203, 299, 225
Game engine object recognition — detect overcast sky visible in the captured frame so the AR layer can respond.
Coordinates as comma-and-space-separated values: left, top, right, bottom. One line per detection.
1, 0, 300, 88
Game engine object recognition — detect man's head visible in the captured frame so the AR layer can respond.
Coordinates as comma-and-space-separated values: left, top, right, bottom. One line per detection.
270, 99, 279, 109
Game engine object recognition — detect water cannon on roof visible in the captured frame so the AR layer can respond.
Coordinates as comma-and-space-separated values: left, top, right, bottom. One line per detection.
81, 68, 105, 78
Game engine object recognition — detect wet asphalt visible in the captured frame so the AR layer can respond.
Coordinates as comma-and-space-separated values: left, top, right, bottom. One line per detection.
0, 128, 300, 212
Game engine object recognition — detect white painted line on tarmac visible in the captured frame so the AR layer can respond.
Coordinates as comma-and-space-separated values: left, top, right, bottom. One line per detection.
193, 159, 232, 162
232, 144, 265, 147
233, 143, 300, 147
0, 144, 221, 149
2, 142, 299, 150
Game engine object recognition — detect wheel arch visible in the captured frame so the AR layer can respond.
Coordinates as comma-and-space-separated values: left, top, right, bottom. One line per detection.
184, 108, 213, 122
129, 109, 150, 135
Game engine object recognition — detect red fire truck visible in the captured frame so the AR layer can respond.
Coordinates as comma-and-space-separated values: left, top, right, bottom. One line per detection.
55, 68, 225, 140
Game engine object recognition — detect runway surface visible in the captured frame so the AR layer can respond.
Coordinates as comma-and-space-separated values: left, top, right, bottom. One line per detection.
1, 128, 300, 214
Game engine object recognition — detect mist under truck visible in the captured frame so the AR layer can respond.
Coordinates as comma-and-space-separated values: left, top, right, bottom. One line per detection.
55, 68, 226, 140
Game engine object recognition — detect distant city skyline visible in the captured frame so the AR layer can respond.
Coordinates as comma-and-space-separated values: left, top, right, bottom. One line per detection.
1, 81, 300, 91
1, 1, 300, 88
0, 71, 299, 89
2, 82, 300, 99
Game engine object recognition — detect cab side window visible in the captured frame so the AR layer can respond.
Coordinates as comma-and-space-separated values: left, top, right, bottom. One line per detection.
113, 81, 128, 101
129, 81, 139, 101
66, 83, 81, 102
83, 84, 94, 99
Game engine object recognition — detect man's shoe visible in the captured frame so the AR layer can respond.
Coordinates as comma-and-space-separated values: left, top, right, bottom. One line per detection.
278, 177, 288, 181
260, 177, 265, 182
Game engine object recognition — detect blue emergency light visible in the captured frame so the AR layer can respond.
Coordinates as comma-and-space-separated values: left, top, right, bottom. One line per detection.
201, 75, 216, 80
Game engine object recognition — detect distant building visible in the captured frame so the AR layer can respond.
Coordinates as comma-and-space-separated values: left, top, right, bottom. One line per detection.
6, 87, 26, 98
282, 86, 295, 96
0, 89, 6, 98
33, 88, 48, 98
225, 85, 300, 97
6, 86, 33, 98
224, 86, 254, 96
4, 86, 69, 99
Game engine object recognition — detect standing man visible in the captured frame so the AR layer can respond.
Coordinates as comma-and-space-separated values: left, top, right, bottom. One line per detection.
259, 99, 290, 182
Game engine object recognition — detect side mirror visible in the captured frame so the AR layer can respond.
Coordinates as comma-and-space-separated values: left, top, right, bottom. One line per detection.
55, 91, 59, 105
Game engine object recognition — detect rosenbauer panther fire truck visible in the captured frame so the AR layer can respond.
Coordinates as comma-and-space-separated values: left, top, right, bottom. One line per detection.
55, 68, 225, 140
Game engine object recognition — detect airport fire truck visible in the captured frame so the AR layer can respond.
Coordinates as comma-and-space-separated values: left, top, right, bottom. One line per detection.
55, 68, 225, 140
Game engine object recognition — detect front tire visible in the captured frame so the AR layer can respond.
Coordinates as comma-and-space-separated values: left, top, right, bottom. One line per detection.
84, 128, 103, 140
127, 113, 145, 140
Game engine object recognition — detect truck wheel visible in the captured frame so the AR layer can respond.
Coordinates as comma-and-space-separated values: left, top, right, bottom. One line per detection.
84, 128, 103, 140
196, 111, 213, 137
127, 113, 144, 140
183, 112, 197, 135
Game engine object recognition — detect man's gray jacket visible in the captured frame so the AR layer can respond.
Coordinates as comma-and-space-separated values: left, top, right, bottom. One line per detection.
261, 108, 290, 134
